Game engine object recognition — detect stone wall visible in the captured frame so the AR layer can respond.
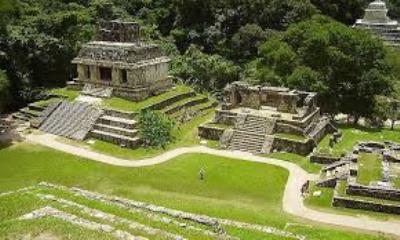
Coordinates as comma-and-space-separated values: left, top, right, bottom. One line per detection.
347, 183, 400, 201
223, 82, 317, 114
310, 155, 341, 164
214, 110, 238, 126
275, 123, 304, 136
198, 124, 225, 141
272, 137, 315, 156
333, 195, 400, 215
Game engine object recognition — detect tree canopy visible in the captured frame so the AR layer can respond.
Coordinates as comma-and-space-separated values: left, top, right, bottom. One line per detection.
246, 15, 392, 119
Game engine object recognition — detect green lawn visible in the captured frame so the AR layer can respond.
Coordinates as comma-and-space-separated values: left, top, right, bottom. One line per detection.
357, 153, 383, 186
262, 152, 321, 174
0, 143, 390, 240
49, 88, 80, 101
102, 85, 192, 112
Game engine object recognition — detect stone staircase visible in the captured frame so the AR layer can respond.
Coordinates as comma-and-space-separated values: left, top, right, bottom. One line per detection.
228, 115, 276, 154
90, 110, 141, 148
39, 101, 103, 141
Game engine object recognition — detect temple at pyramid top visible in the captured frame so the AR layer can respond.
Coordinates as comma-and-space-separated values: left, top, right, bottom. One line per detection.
356, 0, 398, 27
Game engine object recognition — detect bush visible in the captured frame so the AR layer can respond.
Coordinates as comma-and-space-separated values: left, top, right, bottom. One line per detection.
138, 111, 175, 148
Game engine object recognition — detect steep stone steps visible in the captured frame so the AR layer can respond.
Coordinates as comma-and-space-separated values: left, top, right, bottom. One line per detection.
228, 130, 266, 154
39, 101, 103, 140
228, 115, 277, 154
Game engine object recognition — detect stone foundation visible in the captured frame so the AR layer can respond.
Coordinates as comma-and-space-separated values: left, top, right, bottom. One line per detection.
333, 195, 400, 215
198, 124, 225, 141
347, 183, 400, 201
272, 137, 315, 156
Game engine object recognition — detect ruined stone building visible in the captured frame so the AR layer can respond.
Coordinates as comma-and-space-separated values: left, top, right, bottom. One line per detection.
68, 20, 172, 100
199, 82, 336, 155
354, 0, 400, 46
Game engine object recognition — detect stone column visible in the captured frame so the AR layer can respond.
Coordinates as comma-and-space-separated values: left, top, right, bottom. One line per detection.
112, 68, 121, 85
90, 66, 100, 82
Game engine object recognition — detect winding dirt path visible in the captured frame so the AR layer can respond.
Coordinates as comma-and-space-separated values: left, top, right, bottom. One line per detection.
26, 133, 400, 237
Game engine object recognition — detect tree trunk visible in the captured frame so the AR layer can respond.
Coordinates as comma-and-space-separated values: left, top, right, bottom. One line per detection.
391, 119, 396, 130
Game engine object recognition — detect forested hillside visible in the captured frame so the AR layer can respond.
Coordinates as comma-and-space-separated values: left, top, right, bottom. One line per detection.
0, 0, 399, 122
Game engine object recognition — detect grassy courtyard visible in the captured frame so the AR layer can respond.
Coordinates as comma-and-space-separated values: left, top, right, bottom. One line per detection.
357, 153, 383, 186
0, 143, 390, 240
317, 124, 400, 157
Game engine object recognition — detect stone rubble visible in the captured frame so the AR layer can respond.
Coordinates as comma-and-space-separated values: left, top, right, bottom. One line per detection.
0, 186, 36, 198
36, 193, 184, 240
38, 182, 305, 240
18, 206, 146, 240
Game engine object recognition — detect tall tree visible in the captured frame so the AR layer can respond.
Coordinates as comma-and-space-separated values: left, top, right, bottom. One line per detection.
247, 15, 392, 119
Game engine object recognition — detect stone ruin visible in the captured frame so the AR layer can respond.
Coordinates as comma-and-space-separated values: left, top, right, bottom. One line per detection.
315, 141, 400, 215
199, 82, 337, 155
68, 20, 173, 101
354, 0, 400, 47
28, 21, 177, 148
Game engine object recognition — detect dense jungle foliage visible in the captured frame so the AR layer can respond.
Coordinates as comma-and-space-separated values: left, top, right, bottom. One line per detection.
1, 0, 400, 122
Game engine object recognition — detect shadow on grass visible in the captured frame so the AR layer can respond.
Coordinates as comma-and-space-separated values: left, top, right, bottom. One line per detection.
0, 141, 13, 150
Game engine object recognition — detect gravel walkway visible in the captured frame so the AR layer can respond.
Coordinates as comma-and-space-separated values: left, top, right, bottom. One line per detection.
26, 133, 400, 237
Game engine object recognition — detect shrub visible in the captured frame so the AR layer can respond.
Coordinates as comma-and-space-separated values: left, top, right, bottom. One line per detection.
138, 110, 175, 148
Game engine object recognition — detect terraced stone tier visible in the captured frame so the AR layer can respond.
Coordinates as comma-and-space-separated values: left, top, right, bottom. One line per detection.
39, 101, 103, 140
91, 109, 141, 149
98, 115, 138, 129
91, 129, 141, 148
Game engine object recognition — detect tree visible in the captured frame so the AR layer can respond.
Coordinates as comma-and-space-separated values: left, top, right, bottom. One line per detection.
311, 0, 368, 25
138, 111, 175, 148
171, 45, 240, 91
247, 15, 392, 119
229, 24, 271, 62
286, 66, 322, 91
